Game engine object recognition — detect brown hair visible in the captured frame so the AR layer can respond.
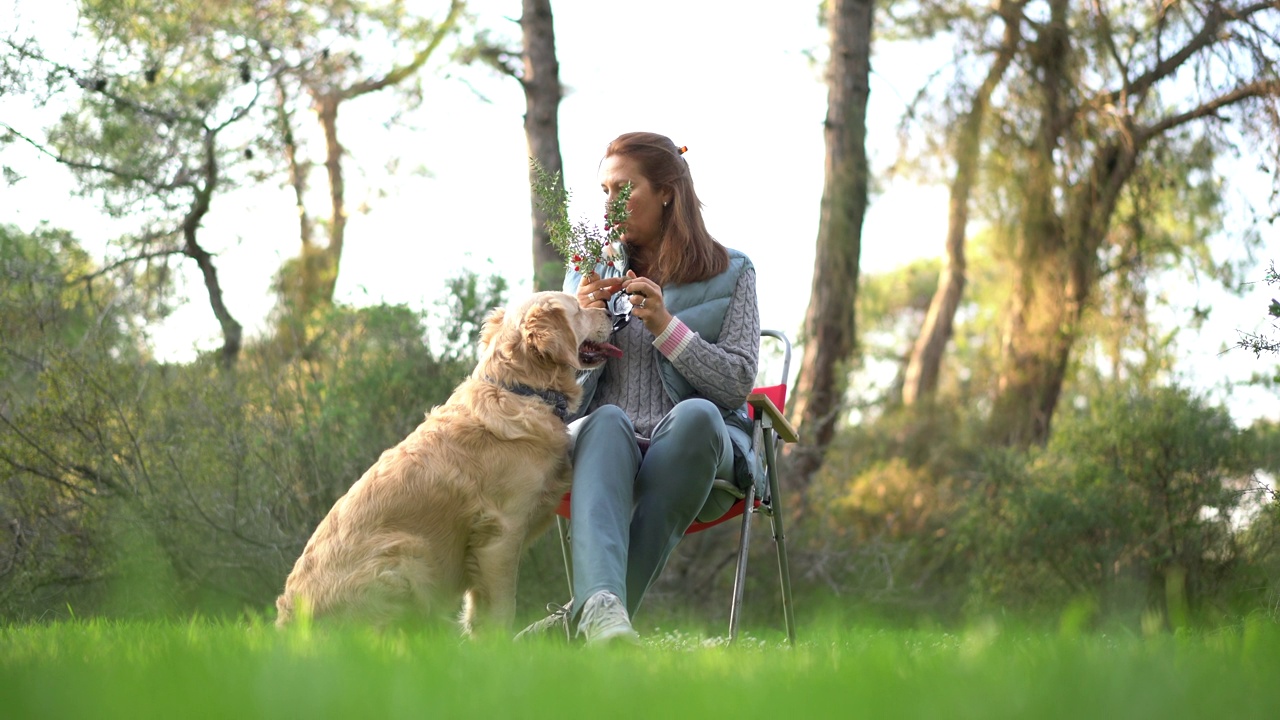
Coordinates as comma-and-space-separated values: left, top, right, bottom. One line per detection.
604, 132, 728, 285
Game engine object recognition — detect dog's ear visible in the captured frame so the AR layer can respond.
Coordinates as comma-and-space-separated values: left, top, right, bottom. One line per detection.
478, 307, 506, 351
521, 302, 575, 366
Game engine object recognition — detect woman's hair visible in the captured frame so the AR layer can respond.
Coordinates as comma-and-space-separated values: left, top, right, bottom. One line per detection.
604, 132, 728, 285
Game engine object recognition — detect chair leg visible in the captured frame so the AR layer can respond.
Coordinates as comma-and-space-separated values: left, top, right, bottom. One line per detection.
556, 515, 573, 600
762, 432, 797, 647
728, 483, 755, 644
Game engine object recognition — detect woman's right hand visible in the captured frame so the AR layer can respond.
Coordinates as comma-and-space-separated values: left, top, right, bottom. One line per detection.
577, 272, 624, 309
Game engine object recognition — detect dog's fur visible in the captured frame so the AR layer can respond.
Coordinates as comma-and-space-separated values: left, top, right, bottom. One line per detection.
275, 291, 614, 633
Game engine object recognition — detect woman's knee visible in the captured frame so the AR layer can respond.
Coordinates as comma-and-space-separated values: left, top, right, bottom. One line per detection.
571, 404, 641, 465
648, 400, 728, 467
657, 399, 722, 439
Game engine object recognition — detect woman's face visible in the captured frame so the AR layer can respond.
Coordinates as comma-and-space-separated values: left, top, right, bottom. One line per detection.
599, 154, 671, 252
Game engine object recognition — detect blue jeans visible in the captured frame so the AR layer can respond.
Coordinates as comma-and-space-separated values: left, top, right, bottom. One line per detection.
567, 399, 734, 619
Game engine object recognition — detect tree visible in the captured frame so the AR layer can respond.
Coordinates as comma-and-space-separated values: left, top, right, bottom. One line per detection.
0, 1, 279, 365
893, 0, 1280, 446
788, 0, 875, 503
265, 0, 466, 344
901, 1, 1025, 405
0, 223, 500, 618
455, 0, 565, 291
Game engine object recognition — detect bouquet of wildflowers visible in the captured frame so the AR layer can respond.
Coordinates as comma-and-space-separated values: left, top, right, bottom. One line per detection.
531, 158, 632, 274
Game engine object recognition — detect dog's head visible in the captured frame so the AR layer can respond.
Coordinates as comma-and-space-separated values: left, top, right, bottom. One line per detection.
476, 292, 620, 389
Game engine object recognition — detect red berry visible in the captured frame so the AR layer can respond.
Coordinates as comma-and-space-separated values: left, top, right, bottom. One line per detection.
604, 223, 611, 230
572, 254, 582, 262
573, 265, 580, 271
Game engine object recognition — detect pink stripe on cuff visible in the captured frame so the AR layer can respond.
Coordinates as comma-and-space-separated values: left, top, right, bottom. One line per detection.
656, 319, 694, 358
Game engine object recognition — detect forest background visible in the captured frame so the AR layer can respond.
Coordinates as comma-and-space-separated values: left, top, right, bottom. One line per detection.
1, 0, 1278, 634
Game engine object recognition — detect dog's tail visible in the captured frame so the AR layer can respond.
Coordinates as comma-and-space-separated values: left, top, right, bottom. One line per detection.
274, 592, 314, 628
275, 593, 294, 627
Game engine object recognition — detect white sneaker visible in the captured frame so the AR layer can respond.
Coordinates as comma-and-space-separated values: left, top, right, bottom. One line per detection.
576, 591, 640, 646
513, 599, 572, 643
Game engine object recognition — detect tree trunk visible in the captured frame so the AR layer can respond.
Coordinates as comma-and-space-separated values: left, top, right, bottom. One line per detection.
182, 131, 242, 367
316, 93, 345, 305
989, 0, 1072, 447
520, 0, 566, 291
275, 77, 313, 250
787, 0, 874, 504
993, 137, 1143, 446
902, 2, 1023, 405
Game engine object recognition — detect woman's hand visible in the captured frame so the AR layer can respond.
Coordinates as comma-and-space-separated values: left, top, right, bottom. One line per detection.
577, 272, 624, 309
621, 270, 672, 335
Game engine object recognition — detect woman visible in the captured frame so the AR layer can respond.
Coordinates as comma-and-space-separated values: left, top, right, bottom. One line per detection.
517, 132, 761, 645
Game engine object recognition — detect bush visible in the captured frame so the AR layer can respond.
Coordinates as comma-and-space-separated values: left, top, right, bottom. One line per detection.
795, 383, 1280, 629
962, 385, 1271, 625
0, 232, 505, 621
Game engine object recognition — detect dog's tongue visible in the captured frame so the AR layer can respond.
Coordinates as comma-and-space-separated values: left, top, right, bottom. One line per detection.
600, 341, 623, 358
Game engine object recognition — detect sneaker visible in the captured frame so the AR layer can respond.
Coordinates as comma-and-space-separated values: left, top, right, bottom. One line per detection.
513, 599, 572, 643
576, 591, 640, 647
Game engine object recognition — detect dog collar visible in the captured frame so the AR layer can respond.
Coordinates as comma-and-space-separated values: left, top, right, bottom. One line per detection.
484, 377, 570, 422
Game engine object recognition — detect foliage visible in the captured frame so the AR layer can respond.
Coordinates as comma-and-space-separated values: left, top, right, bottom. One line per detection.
884, 0, 1280, 446
797, 400, 986, 620
0, 227, 504, 621
962, 385, 1273, 624
530, 157, 630, 273
437, 268, 509, 362
0, 223, 134, 392
1, 0, 476, 360
801, 378, 1280, 627
1237, 261, 1280, 357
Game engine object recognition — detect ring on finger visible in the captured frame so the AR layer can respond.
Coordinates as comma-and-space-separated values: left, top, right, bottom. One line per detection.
587, 291, 596, 301
639, 296, 647, 309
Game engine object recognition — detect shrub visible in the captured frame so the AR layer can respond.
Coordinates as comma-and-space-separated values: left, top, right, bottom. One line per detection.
0, 235, 505, 620
963, 385, 1268, 624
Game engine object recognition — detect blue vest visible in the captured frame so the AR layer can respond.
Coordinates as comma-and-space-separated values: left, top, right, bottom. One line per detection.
563, 249, 763, 495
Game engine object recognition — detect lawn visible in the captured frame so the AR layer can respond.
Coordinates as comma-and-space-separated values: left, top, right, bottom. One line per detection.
2, 616, 1278, 719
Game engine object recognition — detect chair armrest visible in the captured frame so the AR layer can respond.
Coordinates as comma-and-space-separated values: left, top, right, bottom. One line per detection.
746, 392, 798, 443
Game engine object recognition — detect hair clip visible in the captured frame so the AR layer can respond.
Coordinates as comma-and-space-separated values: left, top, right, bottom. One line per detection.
677, 145, 688, 155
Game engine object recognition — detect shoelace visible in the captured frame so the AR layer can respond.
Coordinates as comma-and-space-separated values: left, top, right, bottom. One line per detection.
546, 600, 572, 642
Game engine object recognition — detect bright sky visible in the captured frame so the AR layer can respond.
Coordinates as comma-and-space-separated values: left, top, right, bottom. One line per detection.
1, 0, 1275, 426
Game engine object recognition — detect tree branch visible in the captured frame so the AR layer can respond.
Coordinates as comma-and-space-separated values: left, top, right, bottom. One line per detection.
344, 0, 465, 99
1137, 78, 1280, 141
0, 122, 190, 191
69, 244, 185, 285
1085, 1, 1276, 112
274, 75, 313, 248
180, 129, 243, 366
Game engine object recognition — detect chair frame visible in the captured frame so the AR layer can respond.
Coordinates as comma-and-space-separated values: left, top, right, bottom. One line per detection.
554, 329, 799, 646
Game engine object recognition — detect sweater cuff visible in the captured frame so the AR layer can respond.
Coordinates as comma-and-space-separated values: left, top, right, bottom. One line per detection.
654, 318, 695, 359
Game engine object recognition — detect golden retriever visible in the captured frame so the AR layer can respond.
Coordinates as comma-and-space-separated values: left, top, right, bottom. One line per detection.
275, 291, 618, 634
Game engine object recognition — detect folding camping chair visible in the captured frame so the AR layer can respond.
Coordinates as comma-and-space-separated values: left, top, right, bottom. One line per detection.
553, 329, 799, 646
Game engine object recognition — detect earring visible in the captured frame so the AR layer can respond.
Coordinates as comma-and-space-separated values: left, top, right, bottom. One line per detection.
663, 201, 669, 207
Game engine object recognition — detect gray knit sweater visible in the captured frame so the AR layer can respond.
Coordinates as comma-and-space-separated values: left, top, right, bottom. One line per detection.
585, 267, 761, 438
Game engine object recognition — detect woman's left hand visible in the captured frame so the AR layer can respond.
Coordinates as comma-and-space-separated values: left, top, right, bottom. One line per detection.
622, 270, 672, 335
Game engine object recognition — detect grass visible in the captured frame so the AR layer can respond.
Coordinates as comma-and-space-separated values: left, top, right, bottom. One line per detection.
3, 615, 1279, 719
